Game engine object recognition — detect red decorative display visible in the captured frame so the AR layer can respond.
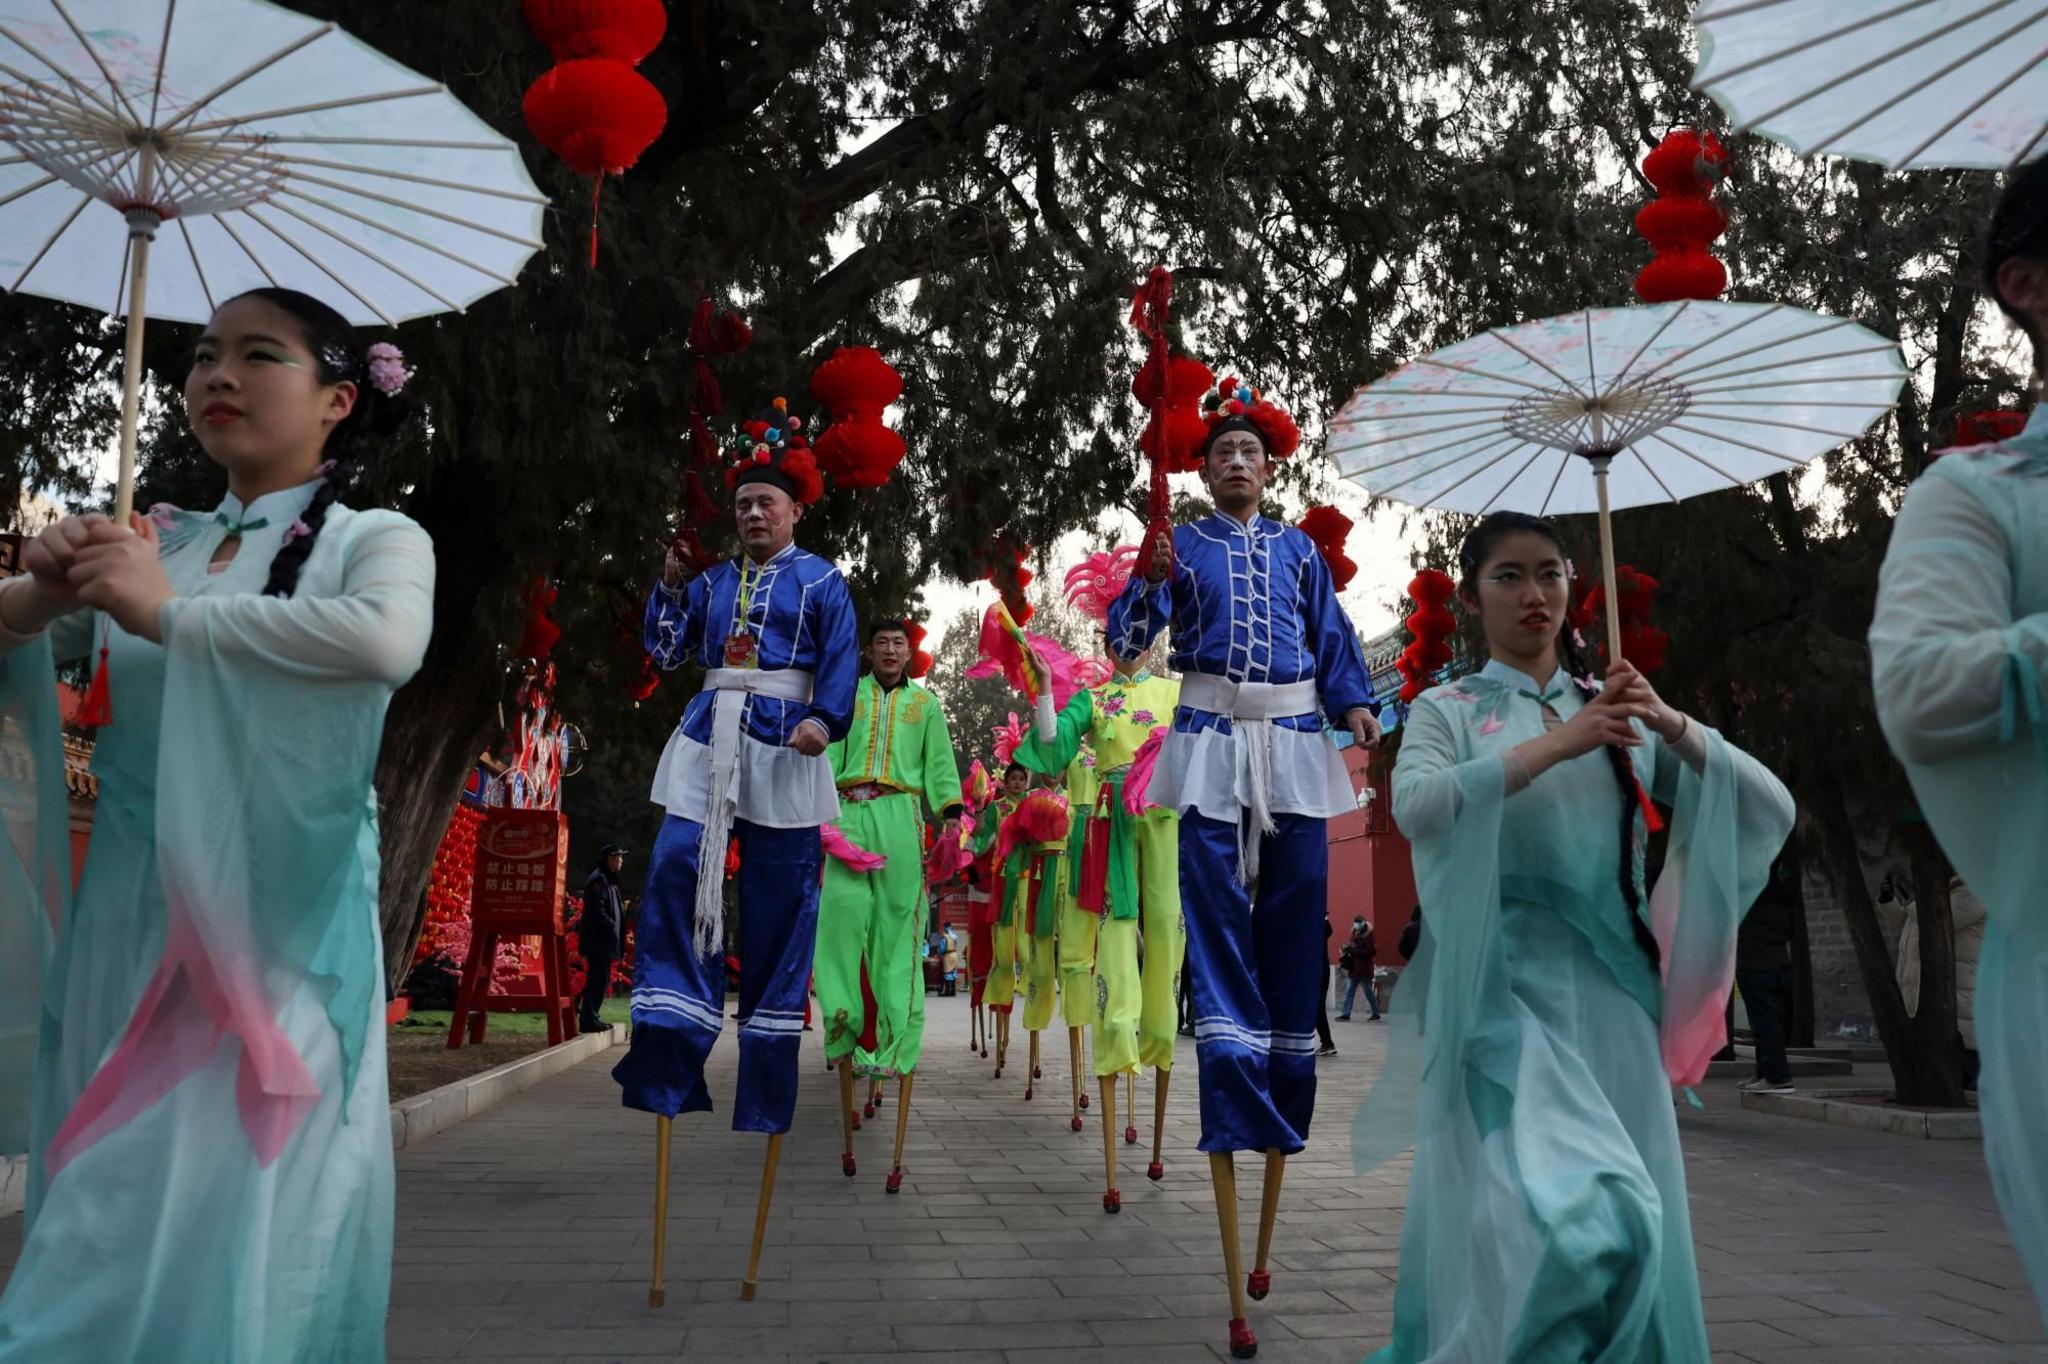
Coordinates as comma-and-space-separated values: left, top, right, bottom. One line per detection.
522, 0, 667, 62
521, 0, 670, 267
810, 346, 908, 489
1572, 563, 1670, 674
1396, 569, 1457, 703
1295, 504, 1358, 591
517, 576, 562, 663
907, 620, 934, 679
973, 538, 1035, 626
1131, 352, 1216, 474
1952, 408, 2027, 449
1634, 129, 1730, 304
447, 807, 576, 1048
1129, 266, 1179, 579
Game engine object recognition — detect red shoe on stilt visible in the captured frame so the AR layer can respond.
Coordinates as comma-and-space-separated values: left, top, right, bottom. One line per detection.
841, 1153, 857, 1177
1024, 1083, 1034, 1099
1124, 1125, 1138, 1145
1228, 1317, 1258, 1358
1078, 1093, 1089, 1109
885, 1170, 903, 1194
850, 1112, 862, 1131
1147, 1161, 1164, 1182
1033, 1065, 1042, 1078
1247, 1269, 1271, 1301
862, 1102, 876, 1120
1102, 1189, 1121, 1213
1070, 1115, 1084, 1132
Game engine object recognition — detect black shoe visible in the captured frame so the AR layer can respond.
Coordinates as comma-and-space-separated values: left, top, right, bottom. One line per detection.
1368, 1014, 1382, 1022
1336, 1014, 1351, 1021
1317, 1043, 1338, 1057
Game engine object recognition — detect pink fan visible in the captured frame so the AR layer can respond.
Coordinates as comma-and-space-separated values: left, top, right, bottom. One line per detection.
821, 823, 886, 872
992, 712, 1027, 766
927, 812, 973, 881
1122, 726, 1170, 816
997, 788, 1071, 861
1063, 546, 1140, 625
967, 603, 1086, 738
1074, 655, 1115, 689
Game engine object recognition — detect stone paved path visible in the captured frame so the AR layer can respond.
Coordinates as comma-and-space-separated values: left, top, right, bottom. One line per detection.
3, 991, 2043, 1361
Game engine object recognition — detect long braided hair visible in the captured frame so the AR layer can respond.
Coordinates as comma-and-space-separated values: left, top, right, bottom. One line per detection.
1457, 511, 1661, 974
216, 288, 410, 598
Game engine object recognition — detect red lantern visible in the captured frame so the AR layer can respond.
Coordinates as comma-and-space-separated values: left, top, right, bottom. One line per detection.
810, 347, 908, 489
1634, 130, 1729, 304
1295, 504, 1358, 591
522, 54, 668, 266
1132, 354, 1217, 474
907, 621, 935, 680
523, 0, 667, 62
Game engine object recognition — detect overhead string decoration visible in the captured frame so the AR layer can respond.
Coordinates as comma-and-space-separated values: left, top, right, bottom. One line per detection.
521, 0, 670, 267
1396, 568, 1457, 703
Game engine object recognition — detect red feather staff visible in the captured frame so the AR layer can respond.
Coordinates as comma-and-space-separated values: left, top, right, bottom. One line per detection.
1129, 266, 1177, 579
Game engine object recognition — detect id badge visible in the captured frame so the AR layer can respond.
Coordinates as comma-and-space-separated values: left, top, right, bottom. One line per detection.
723, 633, 758, 668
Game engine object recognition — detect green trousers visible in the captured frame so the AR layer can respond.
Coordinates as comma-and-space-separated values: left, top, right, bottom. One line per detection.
1092, 810, 1183, 1076
817, 792, 927, 1074
1057, 874, 1098, 1029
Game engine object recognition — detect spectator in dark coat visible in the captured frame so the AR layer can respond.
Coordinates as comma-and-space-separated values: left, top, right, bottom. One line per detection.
1737, 863, 1799, 1094
1339, 916, 1381, 1021
577, 843, 626, 1032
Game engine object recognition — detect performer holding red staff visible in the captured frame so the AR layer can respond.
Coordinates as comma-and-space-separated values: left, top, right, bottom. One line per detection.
1107, 372, 1378, 1359
613, 405, 858, 1306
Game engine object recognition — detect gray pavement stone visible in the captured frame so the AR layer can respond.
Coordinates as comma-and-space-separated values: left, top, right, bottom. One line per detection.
3, 991, 2044, 1360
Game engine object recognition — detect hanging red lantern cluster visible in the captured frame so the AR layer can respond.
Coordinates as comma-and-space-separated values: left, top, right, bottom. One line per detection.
1570, 564, 1670, 673
1634, 129, 1730, 304
810, 346, 908, 489
1295, 504, 1358, 591
517, 576, 562, 663
906, 620, 935, 680
1396, 569, 1457, 703
1952, 409, 2027, 449
521, 0, 669, 267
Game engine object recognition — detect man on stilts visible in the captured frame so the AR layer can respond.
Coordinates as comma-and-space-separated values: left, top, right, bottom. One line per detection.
817, 618, 963, 1192
1108, 373, 1378, 1359
1019, 551, 1184, 1213
978, 759, 1031, 1075
998, 768, 1072, 1101
612, 408, 858, 1306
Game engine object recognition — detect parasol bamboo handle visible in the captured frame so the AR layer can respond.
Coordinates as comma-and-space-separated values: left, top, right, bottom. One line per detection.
1592, 455, 1623, 667
114, 148, 160, 527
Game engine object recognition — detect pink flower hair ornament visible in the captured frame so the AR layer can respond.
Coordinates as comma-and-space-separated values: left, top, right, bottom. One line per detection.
365, 342, 412, 397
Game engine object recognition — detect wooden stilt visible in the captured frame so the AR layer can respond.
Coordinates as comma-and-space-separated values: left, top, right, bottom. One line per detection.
1068, 1027, 1084, 1131
1099, 1074, 1121, 1213
1211, 1152, 1256, 1358
739, 1133, 784, 1301
1148, 1066, 1170, 1181
837, 1057, 857, 1177
994, 1011, 1008, 1077
1124, 1068, 1138, 1144
648, 1115, 673, 1308
886, 1071, 914, 1194
1248, 1149, 1284, 1301
1025, 1031, 1039, 1099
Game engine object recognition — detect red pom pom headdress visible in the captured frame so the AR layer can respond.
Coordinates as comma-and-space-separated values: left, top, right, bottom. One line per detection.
1201, 372, 1301, 460
724, 397, 824, 505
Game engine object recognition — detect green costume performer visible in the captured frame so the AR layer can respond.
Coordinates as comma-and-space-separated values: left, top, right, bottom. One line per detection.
1000, 779, 1071, 1097
1015, 667, 1183, 1206
818, 670, 962, 1191
1060, 749, 1102, 1030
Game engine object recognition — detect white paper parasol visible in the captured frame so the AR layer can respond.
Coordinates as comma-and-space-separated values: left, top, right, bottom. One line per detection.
1693, 0, 2048, 171
1327, 300, 1905, 657
0, 0, 548, 520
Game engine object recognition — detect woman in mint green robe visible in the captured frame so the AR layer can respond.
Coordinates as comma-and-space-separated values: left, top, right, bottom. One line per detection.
0, 289, 432, 1362
1365, 513, 1791, 1363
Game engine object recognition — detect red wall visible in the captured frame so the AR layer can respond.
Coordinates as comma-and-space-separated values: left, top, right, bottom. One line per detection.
1325, 744, 1418, 963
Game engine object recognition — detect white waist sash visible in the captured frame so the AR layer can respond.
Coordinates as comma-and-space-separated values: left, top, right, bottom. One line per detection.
691, 666, 816, 955
1177, 673, 1320, 884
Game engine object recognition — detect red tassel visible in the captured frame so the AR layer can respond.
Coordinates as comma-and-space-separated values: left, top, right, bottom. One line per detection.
79, 645, 113, 727
588, 175, 602, 268
1634, 774, 1665, 835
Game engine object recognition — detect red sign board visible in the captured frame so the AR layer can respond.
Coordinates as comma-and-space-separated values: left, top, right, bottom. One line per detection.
471, 807, 568, 928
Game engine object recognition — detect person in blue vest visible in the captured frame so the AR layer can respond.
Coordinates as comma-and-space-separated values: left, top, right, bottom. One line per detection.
1108, 370, 1378, 1359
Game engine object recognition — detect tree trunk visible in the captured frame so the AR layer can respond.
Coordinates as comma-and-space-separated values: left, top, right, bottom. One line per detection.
1810, 782, 1967, 1106
1785, 826, 1817, 1049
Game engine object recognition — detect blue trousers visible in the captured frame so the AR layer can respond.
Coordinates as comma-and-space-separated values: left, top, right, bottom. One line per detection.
612, 814, 821, 1133
1181, 811, 1328, 1154
1340, 974, 1381, 1018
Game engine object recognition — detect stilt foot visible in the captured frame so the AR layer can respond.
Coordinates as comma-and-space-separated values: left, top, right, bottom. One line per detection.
1147, 1160, 1164, 1182
1124, 1125, 1138, 1145
1078, 1093, 1089, 1109
1228, 1318, 1257, 1358
1102, 1189, 1121, 1213
1024, 1084, 1034, 1100
1247, 1269, 1271, 1300
1071, 1115, 1084, 1132
862, 1102, 875, 1120
648, 1288, 665, 1308
841, 1153, 857, 1177
850, 1112, 862, 1131
1034, 1065, 1042, 1078
740, 1281, 757, 1302
885, 1170, 903, 1194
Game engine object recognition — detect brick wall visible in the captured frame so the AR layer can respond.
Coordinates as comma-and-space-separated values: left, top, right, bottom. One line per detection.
1799, 860, 1909, 1044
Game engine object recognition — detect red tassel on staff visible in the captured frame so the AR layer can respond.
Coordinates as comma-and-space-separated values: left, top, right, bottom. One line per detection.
1633, 774, 1665, 835
1129, 266, 1176, 578
78, 644, 113, 727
